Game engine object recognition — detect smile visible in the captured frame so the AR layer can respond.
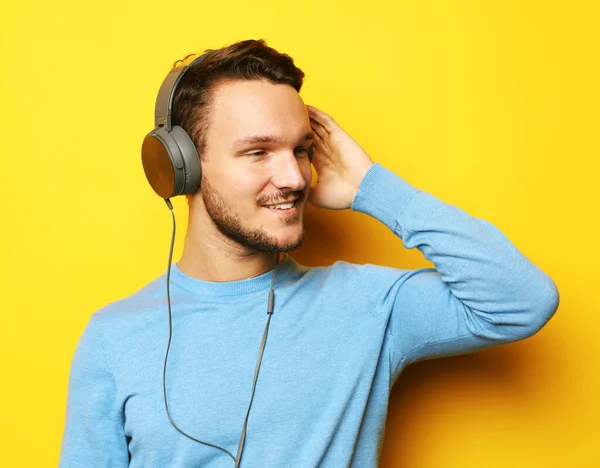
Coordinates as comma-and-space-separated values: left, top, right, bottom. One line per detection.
266, 202, 295, 210
261, 196, 301, 211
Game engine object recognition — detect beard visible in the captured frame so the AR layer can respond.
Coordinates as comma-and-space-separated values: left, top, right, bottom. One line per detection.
201, 177, 305, 253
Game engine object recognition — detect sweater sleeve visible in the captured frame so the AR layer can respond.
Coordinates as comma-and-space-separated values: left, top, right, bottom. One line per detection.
59, 315, 130, 468
351, 163, 559, 375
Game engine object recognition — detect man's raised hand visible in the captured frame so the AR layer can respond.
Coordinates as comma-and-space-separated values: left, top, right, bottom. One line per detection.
306, 105, 374, 210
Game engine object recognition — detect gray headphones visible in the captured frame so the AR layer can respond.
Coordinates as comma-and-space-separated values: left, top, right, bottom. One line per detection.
142, 51, 313, 199
141, 53, 211, 199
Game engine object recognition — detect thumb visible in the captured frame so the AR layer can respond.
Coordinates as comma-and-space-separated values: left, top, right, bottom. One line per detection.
308, 183, 327, 208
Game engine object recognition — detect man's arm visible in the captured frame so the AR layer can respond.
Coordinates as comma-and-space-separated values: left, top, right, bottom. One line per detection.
307, 105, 559, 373
60, 315, 129, 468
353, 163, 559, 372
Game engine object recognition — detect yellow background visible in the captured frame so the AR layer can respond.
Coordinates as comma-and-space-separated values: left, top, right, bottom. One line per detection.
1, 0, 598, 466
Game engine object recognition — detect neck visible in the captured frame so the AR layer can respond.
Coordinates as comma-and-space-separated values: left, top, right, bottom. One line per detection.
177, 210, 280, 283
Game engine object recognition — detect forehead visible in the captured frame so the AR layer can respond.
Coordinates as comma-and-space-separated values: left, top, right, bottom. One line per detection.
207, 79, 310, 142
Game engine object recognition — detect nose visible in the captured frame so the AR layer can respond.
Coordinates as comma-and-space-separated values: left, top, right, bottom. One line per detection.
270, 151, 307, 192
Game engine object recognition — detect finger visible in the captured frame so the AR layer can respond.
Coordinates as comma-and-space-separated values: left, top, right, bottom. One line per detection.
309, 121, 331, 158
307, 123, 328, 167
307, 106, 330, 130
308, 131, 324, 157
309, 117, 327, 142
306, 105, 337, 132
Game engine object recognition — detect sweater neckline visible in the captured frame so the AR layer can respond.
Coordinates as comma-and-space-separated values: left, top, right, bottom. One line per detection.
169, 254, 295, 297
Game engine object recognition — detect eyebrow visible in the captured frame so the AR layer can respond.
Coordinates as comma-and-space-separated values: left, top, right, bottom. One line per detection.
232, 131, 314, 149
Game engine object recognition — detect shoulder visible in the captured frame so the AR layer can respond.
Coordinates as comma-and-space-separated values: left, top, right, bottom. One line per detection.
307, 259, 414, 283
288, 257, 426, 298
89, 271, 169, 336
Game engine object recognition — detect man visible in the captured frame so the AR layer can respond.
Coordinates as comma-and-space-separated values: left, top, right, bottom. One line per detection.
60, 39, 559, 467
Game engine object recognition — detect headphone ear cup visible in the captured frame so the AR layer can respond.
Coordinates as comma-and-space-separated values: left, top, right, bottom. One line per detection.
170, 126, 201, 195
142, 126, 202, 198
142, 128, 177, 199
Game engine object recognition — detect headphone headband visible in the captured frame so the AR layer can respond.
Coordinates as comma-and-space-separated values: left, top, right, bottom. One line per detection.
141, 52, 210, 199
153, 52, 211, 130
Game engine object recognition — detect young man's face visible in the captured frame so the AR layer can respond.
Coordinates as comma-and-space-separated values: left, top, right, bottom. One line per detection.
198, 79, 313, 253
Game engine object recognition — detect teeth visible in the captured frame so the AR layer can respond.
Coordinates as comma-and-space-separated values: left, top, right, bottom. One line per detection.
267, 202, 294, 210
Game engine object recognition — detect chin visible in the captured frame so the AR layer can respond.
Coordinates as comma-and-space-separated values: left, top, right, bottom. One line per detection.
270, 229, 304, 252
271, 224, 306, 250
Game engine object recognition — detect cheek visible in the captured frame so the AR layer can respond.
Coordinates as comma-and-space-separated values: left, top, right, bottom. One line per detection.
302, 163, 313, 189
208, 162, 258, 197
226, 172, 268, 208
304, 164, 313, 186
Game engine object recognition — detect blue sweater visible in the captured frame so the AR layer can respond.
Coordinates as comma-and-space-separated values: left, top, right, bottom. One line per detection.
60, 164, 559, 467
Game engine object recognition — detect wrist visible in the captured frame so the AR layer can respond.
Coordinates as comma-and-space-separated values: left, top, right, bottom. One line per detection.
351, 160, 375, 193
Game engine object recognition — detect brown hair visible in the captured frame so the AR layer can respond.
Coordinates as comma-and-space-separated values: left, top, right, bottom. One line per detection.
171, 39, 305, 161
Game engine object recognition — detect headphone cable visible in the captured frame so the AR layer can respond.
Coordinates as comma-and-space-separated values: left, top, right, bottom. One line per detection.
161, 198, 278, 466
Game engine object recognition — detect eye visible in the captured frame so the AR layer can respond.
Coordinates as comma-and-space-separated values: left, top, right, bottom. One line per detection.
294, 147, 309, 158
248, 150, 266, 157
